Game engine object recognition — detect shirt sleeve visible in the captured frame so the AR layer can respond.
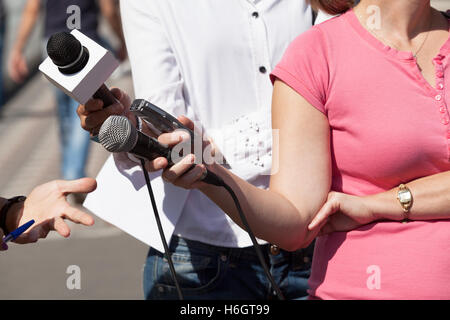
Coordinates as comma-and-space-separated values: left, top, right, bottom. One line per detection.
120, 0, 194, 120
270, 27, 330, 115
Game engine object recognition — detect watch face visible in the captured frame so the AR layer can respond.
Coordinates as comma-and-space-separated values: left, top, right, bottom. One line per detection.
398, 190, 412, 203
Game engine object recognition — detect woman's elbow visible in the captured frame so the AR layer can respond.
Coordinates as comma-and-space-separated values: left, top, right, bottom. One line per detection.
276, 224, 317, 252
277, 234, 312, 252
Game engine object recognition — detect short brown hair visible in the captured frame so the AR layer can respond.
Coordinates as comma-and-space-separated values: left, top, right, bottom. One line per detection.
310, 0, 355, 15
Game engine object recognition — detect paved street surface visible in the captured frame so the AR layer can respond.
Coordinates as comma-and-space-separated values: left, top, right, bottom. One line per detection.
0, 69, 150, 300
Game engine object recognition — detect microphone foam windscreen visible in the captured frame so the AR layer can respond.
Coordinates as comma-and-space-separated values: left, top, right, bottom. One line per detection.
46, 32, 82, 67
99, 115, 138, 153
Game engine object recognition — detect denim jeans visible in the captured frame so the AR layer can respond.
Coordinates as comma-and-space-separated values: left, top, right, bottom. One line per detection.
143, 235, 314, 300
54, 88, 91, 180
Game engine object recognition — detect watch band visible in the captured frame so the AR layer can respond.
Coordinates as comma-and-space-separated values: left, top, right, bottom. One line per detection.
0, 196, 26, 235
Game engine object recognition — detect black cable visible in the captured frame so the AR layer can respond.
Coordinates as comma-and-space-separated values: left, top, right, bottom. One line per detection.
140, 159, 184, 300
204, 170, 284, 299
221, 181, 285, 300
140, 156, 283, 300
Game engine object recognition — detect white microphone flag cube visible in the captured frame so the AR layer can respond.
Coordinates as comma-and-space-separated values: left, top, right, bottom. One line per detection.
38, 29, 119, 105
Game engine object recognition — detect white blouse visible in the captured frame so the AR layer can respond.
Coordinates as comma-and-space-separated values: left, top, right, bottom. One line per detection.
85, 0, 313, 251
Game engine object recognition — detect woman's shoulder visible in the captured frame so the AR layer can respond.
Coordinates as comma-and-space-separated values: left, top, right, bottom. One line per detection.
290, 12, 349, 50
285, 12, 349, 62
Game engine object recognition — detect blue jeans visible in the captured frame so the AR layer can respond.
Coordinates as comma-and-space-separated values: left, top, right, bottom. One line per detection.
54, 89, 91, 180
143, 235, 314, 300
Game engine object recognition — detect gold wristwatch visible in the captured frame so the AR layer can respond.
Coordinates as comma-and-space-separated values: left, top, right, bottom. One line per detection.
397, 184, 412, 221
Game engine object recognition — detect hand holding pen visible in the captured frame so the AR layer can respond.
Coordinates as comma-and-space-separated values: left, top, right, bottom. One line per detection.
0, 178, 97, 250
1, 220, 35, 251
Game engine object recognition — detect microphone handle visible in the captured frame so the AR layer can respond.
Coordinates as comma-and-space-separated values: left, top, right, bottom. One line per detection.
93, 83, 118, 107
132, 129, 224, 187
90, 84, 120, 141
132, 130, 173, 164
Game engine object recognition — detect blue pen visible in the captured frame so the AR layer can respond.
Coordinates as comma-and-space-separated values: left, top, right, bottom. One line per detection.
3, 220, 35, 243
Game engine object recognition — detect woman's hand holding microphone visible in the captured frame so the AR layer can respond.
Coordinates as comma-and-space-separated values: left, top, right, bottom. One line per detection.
78, 88, 376, 236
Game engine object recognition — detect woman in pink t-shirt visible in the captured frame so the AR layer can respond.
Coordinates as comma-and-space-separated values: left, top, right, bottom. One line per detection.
144, 0, 450, 299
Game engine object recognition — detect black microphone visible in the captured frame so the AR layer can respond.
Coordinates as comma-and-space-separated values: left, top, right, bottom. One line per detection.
99, 115, 172, 163
46, 32, 117, 107
98, 115, 224, 186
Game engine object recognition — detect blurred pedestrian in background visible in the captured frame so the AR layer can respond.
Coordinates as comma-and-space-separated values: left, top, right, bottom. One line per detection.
0, 0, 5, 111
7, 0, 126, 203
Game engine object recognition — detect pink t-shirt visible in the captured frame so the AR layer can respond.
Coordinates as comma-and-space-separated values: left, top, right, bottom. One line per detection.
271, 9, 450, 299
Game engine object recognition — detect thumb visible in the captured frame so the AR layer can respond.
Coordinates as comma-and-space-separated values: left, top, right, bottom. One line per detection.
111, 87, 131, 113
308, 199, 339, 231
177, 115, 195, 131
58, 178, 97, 195
110, 87, 123, 101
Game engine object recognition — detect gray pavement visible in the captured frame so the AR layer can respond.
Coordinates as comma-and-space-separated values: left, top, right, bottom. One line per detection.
0, 229, 147, 300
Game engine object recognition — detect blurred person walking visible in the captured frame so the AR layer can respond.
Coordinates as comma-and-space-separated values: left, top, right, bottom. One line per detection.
0, 0, 5, 111
7, 0, 126, 200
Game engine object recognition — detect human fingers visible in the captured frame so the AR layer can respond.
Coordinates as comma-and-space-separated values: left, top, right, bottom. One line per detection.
161, 154, 196, 184
52, 217, 71, 238
63, 206, 95, 226
57, 178, 97, 195
308, 195, 340, 231
82, 103, 125, 131
77, 99, 104, 116
158, 130, 191, 147
144, 157, 169, 172
177, 115, 195, 131
14, 223, 50, 244
171, 164, 207, 189
111, 87, 131, 110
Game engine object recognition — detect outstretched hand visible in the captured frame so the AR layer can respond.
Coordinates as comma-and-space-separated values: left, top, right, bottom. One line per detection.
12, 178, 97, 244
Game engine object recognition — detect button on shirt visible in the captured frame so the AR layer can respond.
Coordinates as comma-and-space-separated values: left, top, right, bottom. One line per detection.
84, 0, 312, 251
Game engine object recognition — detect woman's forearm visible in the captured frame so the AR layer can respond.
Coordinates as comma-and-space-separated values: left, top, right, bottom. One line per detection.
366, 171, 450, 221
199, 163, 319, 250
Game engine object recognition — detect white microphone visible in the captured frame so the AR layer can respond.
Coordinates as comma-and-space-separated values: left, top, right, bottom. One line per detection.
38, 29, 119, 106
